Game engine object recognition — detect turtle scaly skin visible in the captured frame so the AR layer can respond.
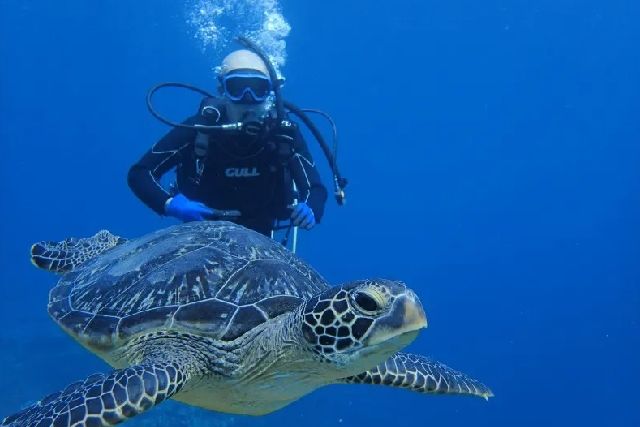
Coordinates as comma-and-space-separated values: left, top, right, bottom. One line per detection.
3, 222, 491, 426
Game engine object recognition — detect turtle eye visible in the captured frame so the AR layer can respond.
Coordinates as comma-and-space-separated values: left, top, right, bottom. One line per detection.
353, 292, 380, 314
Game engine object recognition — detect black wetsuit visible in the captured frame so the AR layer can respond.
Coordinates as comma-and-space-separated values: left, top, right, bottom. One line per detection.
128, 98, 328, 235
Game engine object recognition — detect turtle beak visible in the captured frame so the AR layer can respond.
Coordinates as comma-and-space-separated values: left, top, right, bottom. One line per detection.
366, 290, 428, 347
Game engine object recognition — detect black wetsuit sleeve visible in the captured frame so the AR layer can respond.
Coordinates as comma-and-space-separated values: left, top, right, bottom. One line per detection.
127, 117, 198, 215
288, 125, 329, 223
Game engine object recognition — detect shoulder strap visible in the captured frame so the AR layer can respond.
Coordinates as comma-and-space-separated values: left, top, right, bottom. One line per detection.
194, 96, 227, 159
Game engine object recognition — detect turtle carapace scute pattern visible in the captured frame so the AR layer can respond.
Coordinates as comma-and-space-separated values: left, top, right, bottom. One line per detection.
45, 222, 327, 348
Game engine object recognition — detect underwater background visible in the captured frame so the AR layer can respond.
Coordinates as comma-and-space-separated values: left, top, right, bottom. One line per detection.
0, 0, 638, 426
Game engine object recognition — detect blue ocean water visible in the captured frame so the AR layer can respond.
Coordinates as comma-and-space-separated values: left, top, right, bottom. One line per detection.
0, 0, 638, 426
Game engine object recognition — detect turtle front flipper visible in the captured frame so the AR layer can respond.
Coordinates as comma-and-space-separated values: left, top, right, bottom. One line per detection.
341, 352, 493, 400
31, 230, 126, 273
2, 362, 187, 427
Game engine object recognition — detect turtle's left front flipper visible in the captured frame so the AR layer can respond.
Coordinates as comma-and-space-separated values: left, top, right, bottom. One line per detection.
2, 362, 188, 427
341, 353, 493, 400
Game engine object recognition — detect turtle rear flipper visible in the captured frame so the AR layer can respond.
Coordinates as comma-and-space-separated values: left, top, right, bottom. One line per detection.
1, 362, 188, 426
342, 352, 493, 400
31, 230, 126, 274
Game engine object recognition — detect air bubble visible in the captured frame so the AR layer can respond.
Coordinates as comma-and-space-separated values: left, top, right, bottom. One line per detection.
186, 0, 290, 72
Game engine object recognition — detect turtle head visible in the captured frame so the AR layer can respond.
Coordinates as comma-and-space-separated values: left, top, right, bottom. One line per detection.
300, 279, 427, 375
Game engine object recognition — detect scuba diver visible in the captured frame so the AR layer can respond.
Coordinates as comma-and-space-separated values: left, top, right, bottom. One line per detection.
128, 48, 330, 237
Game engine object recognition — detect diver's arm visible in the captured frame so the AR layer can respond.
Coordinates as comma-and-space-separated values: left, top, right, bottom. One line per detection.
127, 119, 197, 215
288, 126, 328, 223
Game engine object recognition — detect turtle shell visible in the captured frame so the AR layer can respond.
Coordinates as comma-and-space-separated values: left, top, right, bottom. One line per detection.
48, 222, 329, 350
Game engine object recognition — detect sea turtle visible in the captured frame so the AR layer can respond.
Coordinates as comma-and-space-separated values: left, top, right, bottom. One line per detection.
3, 221, 491, 426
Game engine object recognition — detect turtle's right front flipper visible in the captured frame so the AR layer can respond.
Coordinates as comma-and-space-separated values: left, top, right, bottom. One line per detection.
2, 362, 187, 427
341, 353, 493, 400
31, 230, 126, 273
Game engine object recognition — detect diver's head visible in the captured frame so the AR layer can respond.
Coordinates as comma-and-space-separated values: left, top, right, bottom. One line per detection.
217, 49, 275, 125
218, 49, 273, 105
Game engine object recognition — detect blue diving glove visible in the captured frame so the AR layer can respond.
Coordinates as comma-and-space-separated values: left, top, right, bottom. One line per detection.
165, 194, 214, 222
291, 202, 316, 230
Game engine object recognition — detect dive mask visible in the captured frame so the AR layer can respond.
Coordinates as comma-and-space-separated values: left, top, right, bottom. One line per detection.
221, 71, 272, 103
